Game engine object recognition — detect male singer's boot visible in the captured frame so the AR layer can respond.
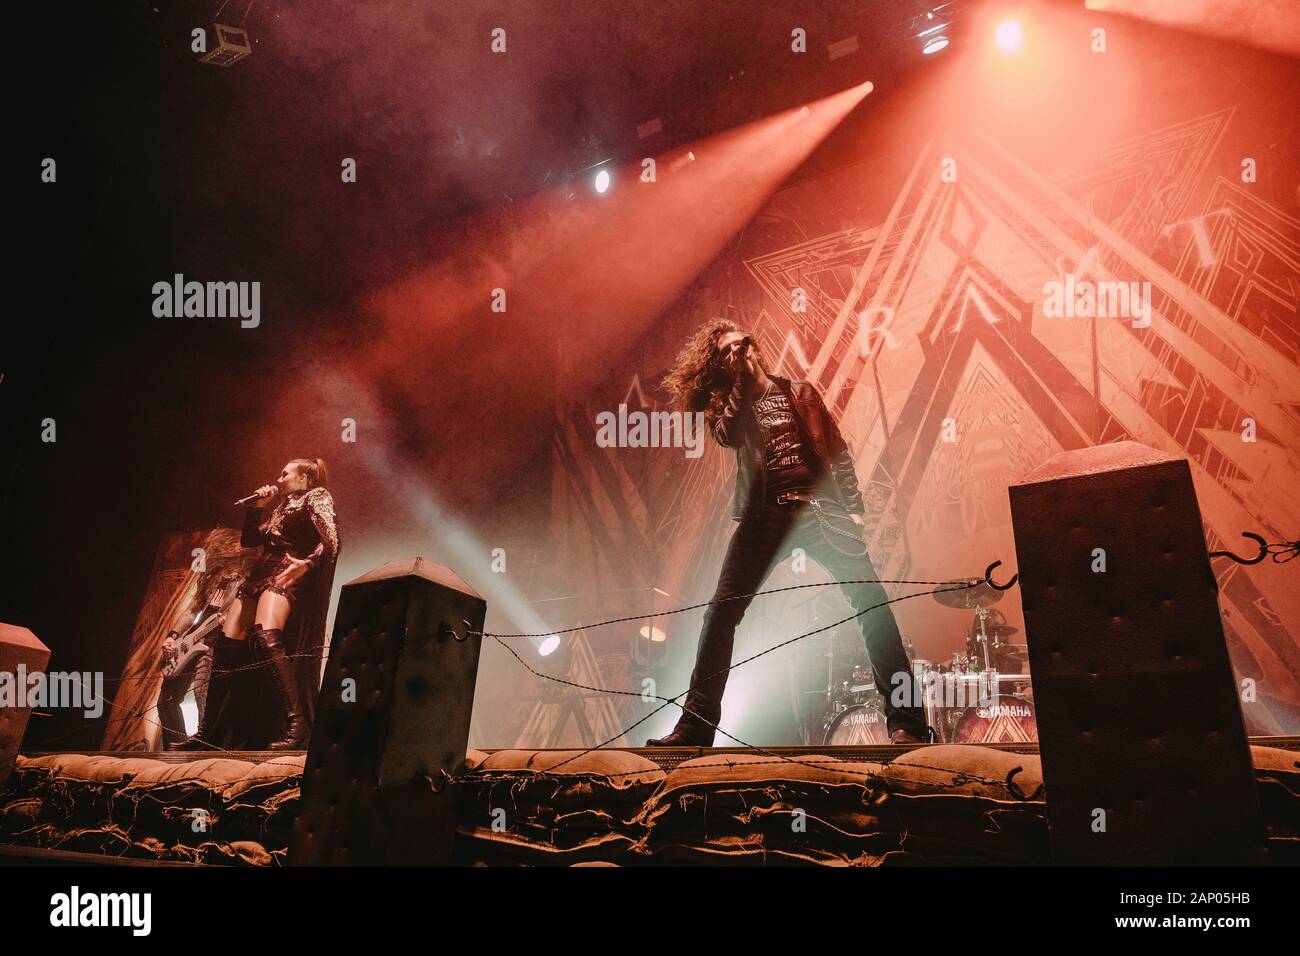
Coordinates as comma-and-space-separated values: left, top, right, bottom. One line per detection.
646, 708, 716, 747
248, 624, 309, 749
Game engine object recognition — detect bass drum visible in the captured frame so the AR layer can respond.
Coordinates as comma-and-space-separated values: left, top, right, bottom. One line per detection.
823, 702, 890, 746
950, 694, 1037, 744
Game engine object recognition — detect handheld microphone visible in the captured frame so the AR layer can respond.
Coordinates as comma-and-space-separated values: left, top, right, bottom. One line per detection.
233, 486, 278, 508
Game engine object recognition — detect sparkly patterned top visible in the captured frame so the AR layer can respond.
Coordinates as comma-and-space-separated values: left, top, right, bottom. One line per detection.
242, 486, 340, 567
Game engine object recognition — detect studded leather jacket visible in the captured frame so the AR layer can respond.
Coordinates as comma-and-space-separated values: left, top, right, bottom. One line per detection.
712, 375, 865, 521
242, 486, 340, 569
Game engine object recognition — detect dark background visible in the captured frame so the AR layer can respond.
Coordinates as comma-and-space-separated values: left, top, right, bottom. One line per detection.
5, 1, 972, 749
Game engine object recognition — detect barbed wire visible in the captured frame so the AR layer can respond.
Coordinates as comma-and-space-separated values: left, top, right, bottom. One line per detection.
101, 648, 327, 687
21, 528, 1293, 790
477, 577, 975, 639
86, 526, 1298, 694
96, 576, 974, 687
466, 579, 983, 785
25, 576, 985, 779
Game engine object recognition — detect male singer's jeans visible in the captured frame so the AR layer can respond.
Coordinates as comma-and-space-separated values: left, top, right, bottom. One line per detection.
677, 498, 928, 740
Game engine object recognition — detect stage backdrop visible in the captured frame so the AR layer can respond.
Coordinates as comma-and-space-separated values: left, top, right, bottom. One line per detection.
522, 27, 1300, 745
102, 528, 247, 751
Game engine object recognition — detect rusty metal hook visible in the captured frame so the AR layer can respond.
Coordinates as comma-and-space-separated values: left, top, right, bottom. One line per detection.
1209, 531, 1269, 565
425, 769, 454, 794
437, 620, 474, 642
984, 560, 1019, 591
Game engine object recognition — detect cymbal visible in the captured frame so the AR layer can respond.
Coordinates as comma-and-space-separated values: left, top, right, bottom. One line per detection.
992, 643, 1029, 664
932, 578, 1004, 608
969, 623, 1020, 639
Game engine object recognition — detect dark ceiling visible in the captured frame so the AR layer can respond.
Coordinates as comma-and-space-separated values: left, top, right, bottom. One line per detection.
29, 1, 975, 315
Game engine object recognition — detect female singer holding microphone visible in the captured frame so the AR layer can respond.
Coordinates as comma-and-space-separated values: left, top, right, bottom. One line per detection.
175, 457, 340, 750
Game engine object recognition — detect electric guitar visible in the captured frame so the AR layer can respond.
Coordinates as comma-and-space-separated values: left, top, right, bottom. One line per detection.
160, 579, 241, 680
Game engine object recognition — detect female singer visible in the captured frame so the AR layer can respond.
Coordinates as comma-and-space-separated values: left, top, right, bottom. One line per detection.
176, 458, 340, 750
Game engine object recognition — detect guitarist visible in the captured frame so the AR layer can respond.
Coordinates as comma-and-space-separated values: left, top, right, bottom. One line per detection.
160, 572, 243, 750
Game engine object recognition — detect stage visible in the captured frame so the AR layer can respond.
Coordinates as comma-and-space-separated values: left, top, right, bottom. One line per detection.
3, 3, 1298, 941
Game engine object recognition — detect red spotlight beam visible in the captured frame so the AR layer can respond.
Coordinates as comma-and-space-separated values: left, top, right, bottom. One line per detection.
347, 83, 874, 507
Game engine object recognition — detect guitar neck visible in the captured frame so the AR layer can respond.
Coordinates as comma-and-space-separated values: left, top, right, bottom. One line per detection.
186, 616, 223, 643
181, 594, 237, 645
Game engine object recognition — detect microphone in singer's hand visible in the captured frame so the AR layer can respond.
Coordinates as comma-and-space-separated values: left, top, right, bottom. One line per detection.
233, 486, 278, 508
733, 336, 754, 375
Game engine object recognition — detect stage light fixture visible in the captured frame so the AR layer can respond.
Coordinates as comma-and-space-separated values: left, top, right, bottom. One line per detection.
917, 20, 950, 55
198, 23, 252, 67
995, 18, 1024, 54
593, 168, 611, 194
538, 635, 562, 657
638, 625, 667, 643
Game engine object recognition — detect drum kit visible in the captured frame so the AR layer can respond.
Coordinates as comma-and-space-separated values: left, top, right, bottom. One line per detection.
818, 578, 1037, 746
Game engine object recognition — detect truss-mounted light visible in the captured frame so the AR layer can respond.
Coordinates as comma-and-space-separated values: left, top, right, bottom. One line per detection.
919, 21, 951, 55
198, 23, 252, 67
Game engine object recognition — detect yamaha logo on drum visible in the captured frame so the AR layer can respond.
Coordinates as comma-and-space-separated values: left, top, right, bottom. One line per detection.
976, 703, 1033, 719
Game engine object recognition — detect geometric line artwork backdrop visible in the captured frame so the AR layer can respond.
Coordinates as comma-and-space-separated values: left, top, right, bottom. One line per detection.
540, 108, 1300, 743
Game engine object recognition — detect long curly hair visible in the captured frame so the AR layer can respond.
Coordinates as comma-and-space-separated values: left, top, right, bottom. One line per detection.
661, 318, 771, 422
190, 527, 252, 613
